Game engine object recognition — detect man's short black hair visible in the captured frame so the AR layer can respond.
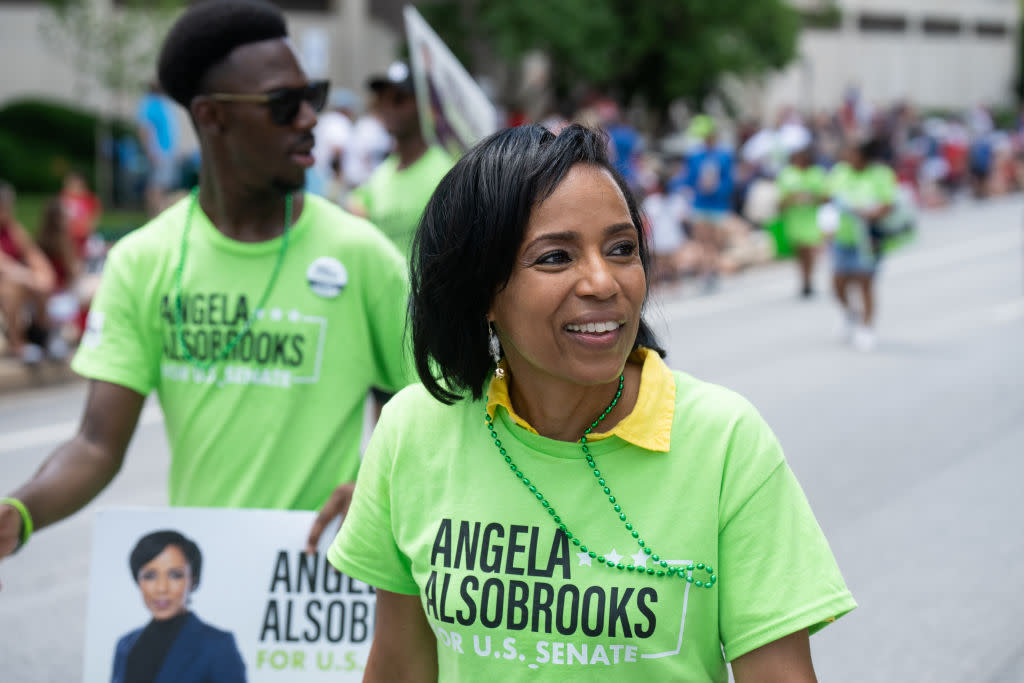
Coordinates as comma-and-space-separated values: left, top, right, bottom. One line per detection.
410, 123, 663, 405
129, 530, 203, 589
157, 0, 288, 108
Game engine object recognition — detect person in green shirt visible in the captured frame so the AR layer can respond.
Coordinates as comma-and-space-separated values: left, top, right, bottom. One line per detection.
824, 138, 897, 352
0, 0, 414, 568
776, 129, 828, 298
329, 124, 855, 682
347, 61, 454, 259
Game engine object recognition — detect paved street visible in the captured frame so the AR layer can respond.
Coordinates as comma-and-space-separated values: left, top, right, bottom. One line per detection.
1, 196, 1022, 682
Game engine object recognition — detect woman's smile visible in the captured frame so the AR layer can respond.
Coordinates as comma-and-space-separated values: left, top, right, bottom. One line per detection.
564, 318, 627, 348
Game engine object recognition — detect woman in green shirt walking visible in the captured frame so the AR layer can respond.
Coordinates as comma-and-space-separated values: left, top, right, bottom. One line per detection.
824, 138, 897, 352
776, 131, 827, 297
330, 124, 856, 682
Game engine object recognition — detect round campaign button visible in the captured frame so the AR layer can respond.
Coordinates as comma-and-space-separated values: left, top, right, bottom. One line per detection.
306, 257, 348, 298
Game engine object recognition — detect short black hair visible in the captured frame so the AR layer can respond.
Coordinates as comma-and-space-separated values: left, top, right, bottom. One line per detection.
129, 530, 203, 589
157, 0, 288, 107
859, 136, 889, 163
410, 123, 663, 405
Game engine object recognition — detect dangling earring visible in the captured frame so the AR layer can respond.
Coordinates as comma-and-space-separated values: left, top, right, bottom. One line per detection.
488, 323, 505, 379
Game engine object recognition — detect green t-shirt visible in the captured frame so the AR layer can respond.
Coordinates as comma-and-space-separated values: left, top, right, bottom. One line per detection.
72, 194, 414, 510
329, 374, 856, 681
828, 162, 897, 246
350, 145, 454, 257
776, 164, 827, 247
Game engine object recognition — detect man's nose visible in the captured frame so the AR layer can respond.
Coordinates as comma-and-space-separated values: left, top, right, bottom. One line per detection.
295, 100, 318, 130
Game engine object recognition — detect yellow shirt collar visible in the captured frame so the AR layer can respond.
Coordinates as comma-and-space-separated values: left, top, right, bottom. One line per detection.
485, 347, 675, 452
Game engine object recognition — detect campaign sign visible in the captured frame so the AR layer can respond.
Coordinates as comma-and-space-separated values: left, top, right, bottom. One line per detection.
83, 508, 372, 682
404, 5, 499, 157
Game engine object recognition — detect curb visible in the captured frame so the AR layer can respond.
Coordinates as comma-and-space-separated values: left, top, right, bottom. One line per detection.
0, 358, 81, 395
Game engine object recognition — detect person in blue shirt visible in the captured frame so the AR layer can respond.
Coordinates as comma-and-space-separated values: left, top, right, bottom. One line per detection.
680, 115, 733, 292
136, 81, 181, 215
607, 120, 640, 189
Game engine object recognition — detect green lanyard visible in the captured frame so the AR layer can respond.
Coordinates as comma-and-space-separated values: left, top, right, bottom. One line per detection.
172, 187, 293, 372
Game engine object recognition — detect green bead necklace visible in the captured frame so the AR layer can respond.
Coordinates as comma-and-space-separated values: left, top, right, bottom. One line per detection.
485, 374, 717, 588
173, 186, 294, 372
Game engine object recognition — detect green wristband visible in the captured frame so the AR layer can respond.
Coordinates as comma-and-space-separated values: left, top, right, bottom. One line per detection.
1, 497, 33, 551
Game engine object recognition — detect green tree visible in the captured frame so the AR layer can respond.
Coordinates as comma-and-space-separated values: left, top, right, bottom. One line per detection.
39, 0, 184, 203
419, 0, 800, 115
41, 0, 183, 98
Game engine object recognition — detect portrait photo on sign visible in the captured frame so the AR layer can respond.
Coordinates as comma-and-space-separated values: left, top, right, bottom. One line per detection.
83, 508, 373, 683
109, 529, 247, 683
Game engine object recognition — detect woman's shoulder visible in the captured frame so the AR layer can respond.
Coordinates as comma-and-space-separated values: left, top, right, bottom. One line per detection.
188, 613, 234, 638
385, 382, 479, 419
670, 369, 785, 474
114, 625, 145, 652
382, 382, 480, 429
671, 370, 766, 427
184, 614, 242, 658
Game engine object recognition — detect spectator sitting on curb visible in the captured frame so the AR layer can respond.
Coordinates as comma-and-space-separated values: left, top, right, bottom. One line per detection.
36, 197, 91, 357
59, 171, 102, 260
0, 181, 56, 364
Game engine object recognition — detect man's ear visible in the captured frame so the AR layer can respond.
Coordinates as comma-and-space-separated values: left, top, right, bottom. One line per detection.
190, 97, 223, 135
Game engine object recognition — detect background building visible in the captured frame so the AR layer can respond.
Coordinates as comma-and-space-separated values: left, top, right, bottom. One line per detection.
0, 0, 1019, 125
746, 0, 1021, 117
0, 0, 403, 116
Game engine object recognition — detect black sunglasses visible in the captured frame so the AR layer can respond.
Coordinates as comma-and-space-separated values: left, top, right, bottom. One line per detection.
207, 80, 330, 126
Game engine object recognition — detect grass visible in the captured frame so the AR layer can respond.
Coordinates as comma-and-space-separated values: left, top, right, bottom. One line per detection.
14, 192, 148, 240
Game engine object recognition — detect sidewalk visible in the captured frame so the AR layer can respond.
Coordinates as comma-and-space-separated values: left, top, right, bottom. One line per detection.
0, 356, 80, 395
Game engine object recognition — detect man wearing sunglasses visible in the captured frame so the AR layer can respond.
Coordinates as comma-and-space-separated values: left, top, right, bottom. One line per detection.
0, 0, 415, 569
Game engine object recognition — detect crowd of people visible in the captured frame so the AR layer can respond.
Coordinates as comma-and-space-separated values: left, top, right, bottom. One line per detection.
9, 23, 1016, 367
0, 172, 103, 364
520, 89, 1024, 352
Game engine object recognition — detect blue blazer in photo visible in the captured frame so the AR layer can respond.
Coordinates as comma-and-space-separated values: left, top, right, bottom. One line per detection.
110, 612, 246, 683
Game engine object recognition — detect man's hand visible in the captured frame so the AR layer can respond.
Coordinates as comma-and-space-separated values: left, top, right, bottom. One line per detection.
0, 380, 144, 590
0, 503, 25, 590
305, 482, 355, 555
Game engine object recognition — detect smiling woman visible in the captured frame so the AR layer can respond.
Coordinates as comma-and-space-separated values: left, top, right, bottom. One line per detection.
112, 530, 246, 683
328, 124, 856, 683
